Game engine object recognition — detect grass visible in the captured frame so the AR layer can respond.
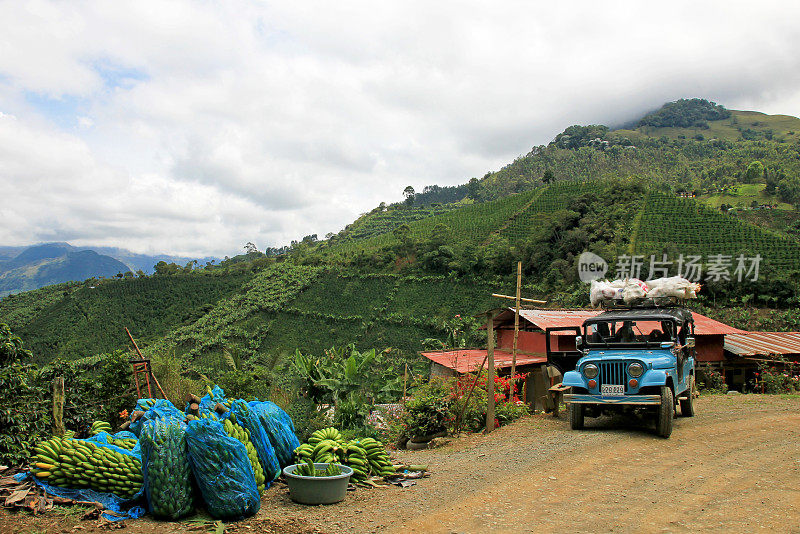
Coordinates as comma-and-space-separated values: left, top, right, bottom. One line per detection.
614, 110, 800, 142
699, 183, 794, 210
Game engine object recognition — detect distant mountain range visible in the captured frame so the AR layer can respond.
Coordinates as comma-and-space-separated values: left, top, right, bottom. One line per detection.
0, 242, 218, 296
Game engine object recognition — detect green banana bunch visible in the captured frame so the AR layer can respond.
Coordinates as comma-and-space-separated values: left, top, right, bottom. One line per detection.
357, 437, 396, 478
137, 399, 157, 410
294, 427, 396, 482
341, 440, 369, 483
294, 458, 342, 477
89, 420, 113, 436
218, 413, 265, 493
30, 436, 143, 499
140, 420, 194, 519
307, 427, 342, 445
108, 437, 137, 451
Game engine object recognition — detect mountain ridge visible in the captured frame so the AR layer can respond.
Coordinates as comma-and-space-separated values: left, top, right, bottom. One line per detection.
0, 242, 219, 296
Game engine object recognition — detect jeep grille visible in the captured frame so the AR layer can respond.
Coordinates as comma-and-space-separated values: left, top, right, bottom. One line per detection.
600, 361, 626, 386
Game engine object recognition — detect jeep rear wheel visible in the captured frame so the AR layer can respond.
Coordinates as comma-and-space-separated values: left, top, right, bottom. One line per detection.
679, 377, 695, 417
570, 402, 585, 430
656, 385, 674, 438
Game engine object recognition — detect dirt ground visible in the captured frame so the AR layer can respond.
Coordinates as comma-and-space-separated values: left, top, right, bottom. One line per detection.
2, 394, 799, 534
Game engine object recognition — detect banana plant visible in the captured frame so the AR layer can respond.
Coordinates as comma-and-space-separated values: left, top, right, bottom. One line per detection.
293, 344, 380, 403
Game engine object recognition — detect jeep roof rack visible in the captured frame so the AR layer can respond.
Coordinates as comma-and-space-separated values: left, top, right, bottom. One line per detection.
598, 296, 686, 310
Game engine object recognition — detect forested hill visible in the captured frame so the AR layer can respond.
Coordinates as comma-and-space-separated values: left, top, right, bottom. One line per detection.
331, 99, 800, 246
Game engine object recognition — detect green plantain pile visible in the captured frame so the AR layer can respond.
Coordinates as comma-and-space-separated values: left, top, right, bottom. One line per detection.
294, 427, 395, 483
199, 412, 266, 493
140, 420, 194, 519
30, 436, 143, 499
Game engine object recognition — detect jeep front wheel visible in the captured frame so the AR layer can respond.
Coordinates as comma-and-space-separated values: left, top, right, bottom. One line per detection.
570, 402, 585, 430
656, 385, 674, 438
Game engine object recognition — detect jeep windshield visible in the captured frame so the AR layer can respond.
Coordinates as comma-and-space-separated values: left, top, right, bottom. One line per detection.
582, 308, 694, 349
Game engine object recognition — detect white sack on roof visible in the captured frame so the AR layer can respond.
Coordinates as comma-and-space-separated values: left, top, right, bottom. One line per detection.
590, 279, 621, 307
621, 278, 649, 304
589, 276, 700, 306
646, 276, 701, 299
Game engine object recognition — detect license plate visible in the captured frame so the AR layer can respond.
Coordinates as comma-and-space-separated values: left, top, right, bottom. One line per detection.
601, 384, 624, 396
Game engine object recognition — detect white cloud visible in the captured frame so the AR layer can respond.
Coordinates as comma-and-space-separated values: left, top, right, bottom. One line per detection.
1, 0, 800, 256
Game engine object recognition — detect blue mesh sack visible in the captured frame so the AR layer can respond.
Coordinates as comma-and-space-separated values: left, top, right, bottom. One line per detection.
28, 434, 145, 521
230, 400, 281, 482
185, 418, 260, 520
248, 401, 300, 467
129, 399, 185, 437
140, 417, 195, 519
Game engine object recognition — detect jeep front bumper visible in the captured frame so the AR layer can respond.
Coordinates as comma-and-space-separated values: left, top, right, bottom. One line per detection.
564, 394, 661, 405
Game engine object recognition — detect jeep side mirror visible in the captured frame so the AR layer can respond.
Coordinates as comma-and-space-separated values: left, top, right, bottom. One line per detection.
575, 335, 582, 349
660, 341, 675, 349
686, 336, 695, 348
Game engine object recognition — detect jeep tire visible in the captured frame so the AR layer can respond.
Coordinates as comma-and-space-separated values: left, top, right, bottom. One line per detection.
656, 385, 674, 438
570, 402, 585, 430
679, 377, 695, 417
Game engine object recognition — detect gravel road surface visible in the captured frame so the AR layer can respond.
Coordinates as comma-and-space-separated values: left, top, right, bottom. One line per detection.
2, 394, 798, 534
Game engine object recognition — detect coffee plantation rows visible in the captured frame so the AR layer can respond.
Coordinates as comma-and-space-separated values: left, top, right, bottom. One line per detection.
148, 266, 508, 373
337, 203, 460, 243
0, 273, 254, 363
325, 187, 539, 259
635, 191, 800, 269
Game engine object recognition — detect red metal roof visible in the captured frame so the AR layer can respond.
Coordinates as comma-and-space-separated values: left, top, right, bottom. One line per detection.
422, 349, 547, 374
690, 314, 746, 335
492, 308, 743, 336
725, 332, 800, 357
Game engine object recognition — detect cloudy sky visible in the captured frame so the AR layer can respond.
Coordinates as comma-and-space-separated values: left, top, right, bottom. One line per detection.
2, 1, 800, 257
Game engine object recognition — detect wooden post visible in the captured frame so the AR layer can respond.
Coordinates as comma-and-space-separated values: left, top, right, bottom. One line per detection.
52, 377, 65, 436
511, 261, 522, 378
485, 311, 496, 434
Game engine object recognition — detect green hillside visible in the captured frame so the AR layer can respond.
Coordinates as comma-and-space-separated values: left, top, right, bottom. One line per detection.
5, 98, 800, 376
143, 264, 503, 374
615, 110, 800, 143
0, 272, 253, 363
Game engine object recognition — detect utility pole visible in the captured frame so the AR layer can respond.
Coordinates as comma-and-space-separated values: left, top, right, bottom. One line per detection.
492, 264, 546, 403
512, 261, 522, 377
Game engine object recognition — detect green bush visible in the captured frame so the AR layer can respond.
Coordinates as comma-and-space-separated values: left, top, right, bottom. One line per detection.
697, 363, 728, 393
754, 359, 800, 394
402, 379, 453, 438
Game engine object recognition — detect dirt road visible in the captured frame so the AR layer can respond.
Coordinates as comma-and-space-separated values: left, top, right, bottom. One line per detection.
2, 394, 799, 533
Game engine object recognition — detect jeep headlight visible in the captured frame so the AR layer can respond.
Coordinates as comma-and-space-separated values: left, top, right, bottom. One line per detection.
628, 362, 644, 378
583, 363, 599, 379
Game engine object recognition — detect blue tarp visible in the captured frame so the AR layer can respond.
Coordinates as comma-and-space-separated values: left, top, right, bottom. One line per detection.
20, 436, 145, 521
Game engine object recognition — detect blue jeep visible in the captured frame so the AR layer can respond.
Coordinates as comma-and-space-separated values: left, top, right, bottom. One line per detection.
553, 307, 696, 438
